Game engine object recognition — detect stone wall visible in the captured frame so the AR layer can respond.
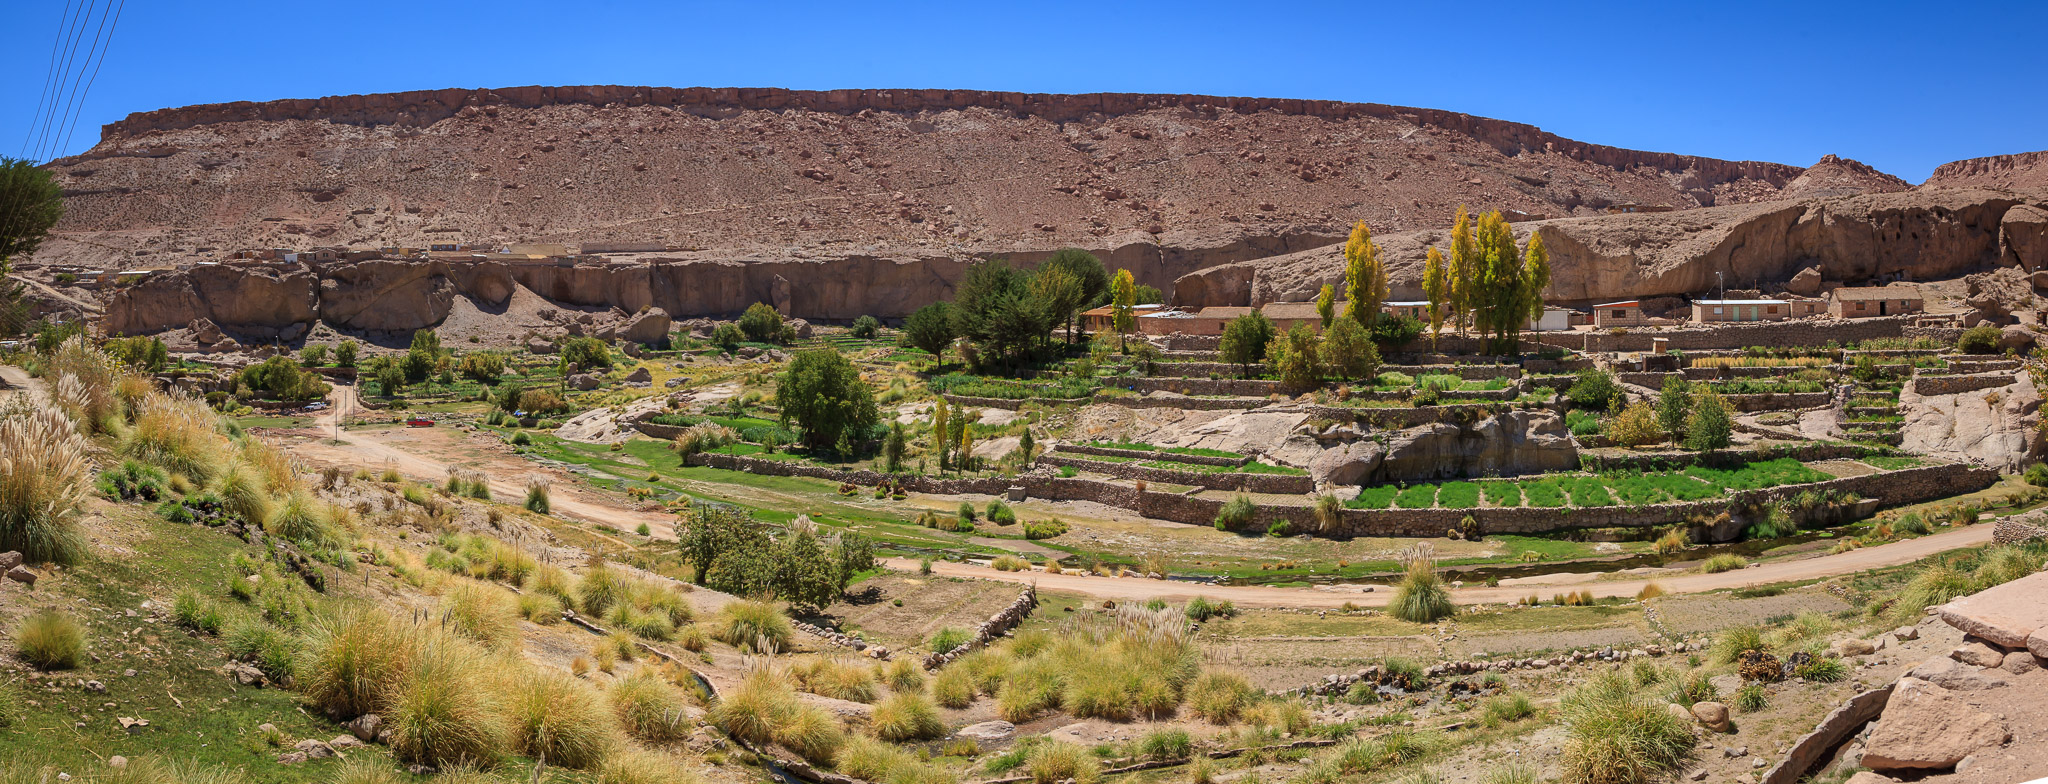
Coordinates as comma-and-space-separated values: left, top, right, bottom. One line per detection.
1098, 394, 1268, 411
1526, 316, 1925, 353
937, 393, 1094, 411
922, 586, 1036, 670
1576, 442, 1887, 473
1991, 509, 2048, 545
1911, 373, 2019, 396
1130, 376, 1287, 397
1306, 402, 1520, 430
1054, 443, 1249, 467
1038, 454, 1314, 494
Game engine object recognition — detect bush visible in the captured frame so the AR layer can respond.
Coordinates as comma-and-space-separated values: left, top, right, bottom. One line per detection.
1184, 596, 1237, 622
0, 406, 94, 563
1213, 495, 1257, 530
1185, 671, 1256, 724
14, 608, 85, 670
1567, 370, 1622, 413
739, 303, 785, 343
1606, 402, 1663, 446
710, 599, 793, 653
1733, 683, 1767, 713
560, 336, 614, 372
1139, 728, 1194, 760
443, 582, 519, 648
384, 632, 502, 767
1560, 674, 1695, 784
2025, 462, 2048, 488
1710, 627, 1768, 664
871, 691, 946, 741
850, 315, 881, 339
1022, 519, 1068, 540
933, 665, 976, 708
986, 499, 1017, 525
504, 669, 617, 769
928, 627, 972, 655
992, 555, 1030, 572
792, 657, 879, 703
708, 671, 843, 764
1959, 325, 2002, 354
1698, 554, 1747, 574
525, 477, 552, 514
1389, 546, 1455, 623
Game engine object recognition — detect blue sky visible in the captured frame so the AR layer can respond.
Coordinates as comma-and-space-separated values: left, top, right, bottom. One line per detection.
4, 0, 2043, 182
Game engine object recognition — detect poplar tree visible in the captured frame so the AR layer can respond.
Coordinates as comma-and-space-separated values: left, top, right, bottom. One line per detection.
1448, 205, 1479, 337
1421, 246, 1448, 348
1315, 284, 1336, 329
930, 397, 950, 473
1109, 269, 1137, 352
1340, 221, 1389, 328
1470, 211, 1550, 355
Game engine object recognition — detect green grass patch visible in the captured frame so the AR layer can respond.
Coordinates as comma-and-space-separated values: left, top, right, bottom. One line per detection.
1393, 484, 1439, 509
1437, 482, 1481, 510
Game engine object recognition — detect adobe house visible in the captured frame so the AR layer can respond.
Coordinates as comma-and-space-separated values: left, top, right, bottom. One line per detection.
1137, 306, 1250, 336
1079, 303, 1164, 333
1829, 286, 1925, 318
1259, 301, 1326, 332
1383, 301, 1437, 322
1691, 299, 1791, 323
1593, 301, 1650, 328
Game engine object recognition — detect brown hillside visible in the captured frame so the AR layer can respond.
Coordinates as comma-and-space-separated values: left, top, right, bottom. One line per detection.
40, 85, 1804, 288
1777, 154, 1910, 200
1925, 150, 2048, 191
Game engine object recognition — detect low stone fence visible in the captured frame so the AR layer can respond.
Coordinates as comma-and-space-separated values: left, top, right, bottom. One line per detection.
1991, 509, 2048, 545
1306, 402, 1519, 430
1295, 640, 1706, 696
1038, 453, 1314, 494
1910, 373, 2017, 396
1143, 361, 1257, 379
633, 421, 690, 439
682, 452, 1014, 495
938, 393, 1095, 411
1097, 394, 1268, 411
1576, 442, 1886, 473
1054, 443, 1250, 467
1384, 364, 1523, 381
793, 619, 890, 659
923, 586, 1036, 670
1947, 358, 2021, 374
1130, 376, 1287, 397
1158, 334, 1221, 351
1722, 392, 1833, 412
1525, 316, 1923, 353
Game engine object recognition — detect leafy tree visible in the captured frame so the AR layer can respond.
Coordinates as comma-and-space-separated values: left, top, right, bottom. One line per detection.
902, 301, 955, 365
679, 504, 769, 589
930, 396, 951, 473
738, 302, 784, 343
950, 260, 1044, 372
457, 351, 506, 383
1269, 322, 1324, 391
373, 358, 406, 396
495, 383, 526, 413
849, 315, 881, 339
1958, 325, 2002, 354
710, 322, 744, 349
778, 349, 880, 453
298, 343, 329, 367
1685, 389, 1734, 451
1567, 370, 1623, 413
1370, 315, 1425, 349
560, 336, 612, 372
401, 329, 441, 382
1042, 248, 1109, 341
1340, 221, 1389, 328
1608, 401, 1663, 447
1422, 246, 1448, 347
1031, 264, 1086, 344
1315, 284, 1336, 329
1322, 317, 1380, 381
1658, 376, 1694, 446
1218, 312, 1276, 378
0, 158, 64, 330
107, 336, 169, 372
334, 339, 359, 368
1133, 284, 1164, 304
773, 525, 842, 612
1018, 427, 1036, 461
1448, 205, 1479, 336
1109, 269, 1138, 352
882, 422, 907, 472
238, 355, 331, 402
1470, 212, 1551, 354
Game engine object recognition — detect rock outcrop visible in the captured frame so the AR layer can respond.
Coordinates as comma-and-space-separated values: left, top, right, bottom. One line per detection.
1897, 371, 2041, 471
1861, 678, 2010, 772
1308, 410, 1578, 487
1776, 155, 1911, 201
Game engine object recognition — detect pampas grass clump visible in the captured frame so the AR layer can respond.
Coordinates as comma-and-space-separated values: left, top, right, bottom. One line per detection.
1559, 673, 1694, 784
610, 668, 692, 743
296, 607, 408, 718
870, 691, 945, 742
15, 608, 86, 670
1389, 544, 1455, 623
383, 630, 503, 768
793, 656, 879, 703
707, 670, 843, 764
709, 599, 792, 653
443, 581, 520, 649
503, 669, 617, 769
597, 748, 707, 784
0, 405, 93, 563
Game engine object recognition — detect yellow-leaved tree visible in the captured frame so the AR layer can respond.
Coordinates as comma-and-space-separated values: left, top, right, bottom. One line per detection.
1422, 245, 1448, 348
1315, 284, 1336, 329
1449, 205, 1478, 336
1340, 221, 1388, 328
1109, 268, 1137, 353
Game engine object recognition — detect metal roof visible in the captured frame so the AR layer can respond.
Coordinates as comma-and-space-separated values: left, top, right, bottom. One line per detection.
1694, 299, 1785, 305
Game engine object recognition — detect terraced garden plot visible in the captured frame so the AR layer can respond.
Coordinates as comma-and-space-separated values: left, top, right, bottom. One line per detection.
1080, 441, 1246, 459
1393, 484, 1439, 508
1436, 481, 1481, 509
1346, 458, 1850, 510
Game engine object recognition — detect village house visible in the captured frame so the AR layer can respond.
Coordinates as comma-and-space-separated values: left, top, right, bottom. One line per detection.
1691, 299, 1791, 323
1079, 303, 1165, 333
1528, 306, 1576, 331
1593, 301, 1651, 328
1383, 301, 1437, 323
1259, 301, 1325, 332
1138, 306, 1249, 336
1829, 286, 1925, 318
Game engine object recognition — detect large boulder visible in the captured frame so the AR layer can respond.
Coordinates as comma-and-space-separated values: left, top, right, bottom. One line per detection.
1898, 371, 2042, 471
1938, 571, 2048, 650
2001, 204, 2048, 270
1309, 411, 1577, 487
317, 260, 456, 333
618, 308, 672, 344
1862, 678, 2009, 772
1999, 324, 2038, 351
1785, 265, 1824, 296
1904, 655, 2009, 691
1963, 267, 2034, 325
567, 373, 601, 391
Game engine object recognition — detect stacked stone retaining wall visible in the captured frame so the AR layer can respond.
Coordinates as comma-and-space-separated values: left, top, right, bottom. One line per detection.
1038, 453, 1314, 494
1576, 442, 1887, 473
1910, 373, 2018, 396
923, 586, 1037, 670
1054, 443, 1250, 467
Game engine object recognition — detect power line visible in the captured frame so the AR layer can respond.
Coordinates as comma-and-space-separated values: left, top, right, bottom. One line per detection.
31, 0, 101, 163
55, 0, 124, 160
18, 0, 82, 158
40, 0, 109, 163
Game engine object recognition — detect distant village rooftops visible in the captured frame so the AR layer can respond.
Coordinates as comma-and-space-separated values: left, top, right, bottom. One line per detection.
1829, 285, 1924, 301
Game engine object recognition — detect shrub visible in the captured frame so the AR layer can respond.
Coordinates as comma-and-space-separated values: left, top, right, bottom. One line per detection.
871, 690, 946, 741
1733, 683, 1767, 713
850, 315, 882, 339
268, 491, 338, 547
384, 632, 502, 767
1697, 554, 1747, 574
296, 607, 407, 719
1184, 596, 1237, 622
932, 665, 976, 708
504, 669, 618, 769
1567, 370, 1622, 413
1958, 325, 2002, 354
1027, 741, 1099, 784
1389, 545, 1455, 623
1606, 401, 1663, 446
710, 600, 793, 653
1022, 519, 1069, 540
1482, 692, 1536, 727
1213, 495, 1257, 530
1794, 656, 1848, 683
1139, 727, 1194, 760
992, 555, 1030, 572
610, 668, 691, 743
1560, 674, 1695, 784
172, 590, 224, 635
986, 500, 1018, 525
1711, 627, 1768, 664
524, 477, 552, 514
928, 627, 972, 655
1185, 671, 1256, 724
0, 406, 94, 563
15, 608, 85, 670
1878, 561, 1976, 624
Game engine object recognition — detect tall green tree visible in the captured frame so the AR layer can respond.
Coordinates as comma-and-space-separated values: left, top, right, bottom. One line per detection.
1030, 264, 1086, 345
738, 302, 784, 343
1422, 246, 1448, 348
1218, 311, 1276, 379
1448, 205, 1479, 337
1321, 317, 1380, 382
1685, 389, 1734, 452
1315, 284, 1336, 329
1470, 211, 1550, 355
1269, 322, 1324, 391
1041, 248, 1109, 341
1658, 376, 1694, 447
950, 260, 1044, 372
902, 301, 955, 366
1340, 221, 1389, 328
1109, 269, 1137, 352
777, 349, 880, 453
0, 158, 63, 336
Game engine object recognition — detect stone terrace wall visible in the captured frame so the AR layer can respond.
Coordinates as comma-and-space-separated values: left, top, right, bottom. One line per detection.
1055, 443, 1249, 467
1131, 376, 1286, 397
937, 393, 1094, 411
1527, 316, 1925, 353
1576, 442, 1887, 473
922, 586, 1036, 670
1911, 373, 2019, 396
1038, 453, 1314, 494
1097, 394, 1267, 411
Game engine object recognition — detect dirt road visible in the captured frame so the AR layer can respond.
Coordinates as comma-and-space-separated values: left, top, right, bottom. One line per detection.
287, 385, 676, 536
884, 522, 1995, 608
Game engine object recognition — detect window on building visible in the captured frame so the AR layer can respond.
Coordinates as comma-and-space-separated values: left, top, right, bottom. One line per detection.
1612, 309, 1627, 319
1767, 306, 1779, 314
1713, 307, 1723, 315
1855, 302, 1866, 310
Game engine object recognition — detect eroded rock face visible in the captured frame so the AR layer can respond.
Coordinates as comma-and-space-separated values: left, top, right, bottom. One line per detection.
1309, 410, 1578, 487
318, 260, 457, 333
1898, 372, 2042, 471
105, 263, 318, 337
617, 308, 672, 344
1862, 678, 2009, 772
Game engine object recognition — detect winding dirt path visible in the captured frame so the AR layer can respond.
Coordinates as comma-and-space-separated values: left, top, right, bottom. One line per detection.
278, 381, 1997, 609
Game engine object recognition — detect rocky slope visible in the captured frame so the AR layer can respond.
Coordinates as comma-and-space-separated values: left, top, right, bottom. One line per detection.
40, 85, 1808, 283
1925, 150, 2048, 191
1174, 186, 2048, 307
1777, 154, 1910, 200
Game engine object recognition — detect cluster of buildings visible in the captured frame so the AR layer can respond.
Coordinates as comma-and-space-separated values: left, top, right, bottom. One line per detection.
1594, 286, 1925, 329
1079, 284, 1929, 338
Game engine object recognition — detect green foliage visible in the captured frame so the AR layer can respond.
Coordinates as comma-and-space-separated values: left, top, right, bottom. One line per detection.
1389, 550, 1455, 623
950, 260, 1050, 371
1213, 495, 1257, 530
2025, 462, 2048, 488
236, 355, 331, 402
1567, 370, 1622, 412
871, 691, 946, 742
928, 627, 972, 655
1958, 325, 2002, 354
1139, 728, 1194, 760
740, 302, 786, 343
105, 336, 171, 372
1560, 673, 1695, 784
1218, 312, 1276, 376
711, 322, 745, 348
1685, 389, 1734, 451
709, 600, 793, 653
1370, 314, 1426, 349
1321, 316, 1381, 381
1022, 519, 1069, 540
14, 608, 85, 670
560, 336, 613, 372
334, 339, 359, 367
902, 301, 957, 362
455, 351, 505, 383
778, 348, 879, 453
679, 505, 868, 610
850, 315, 882, 339
1269, 322, 1324, 390
0, 156, 65, 262
1657, 376, 1692, 443
1185, 596, 1237, 622
1733, 683, 1767, 713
